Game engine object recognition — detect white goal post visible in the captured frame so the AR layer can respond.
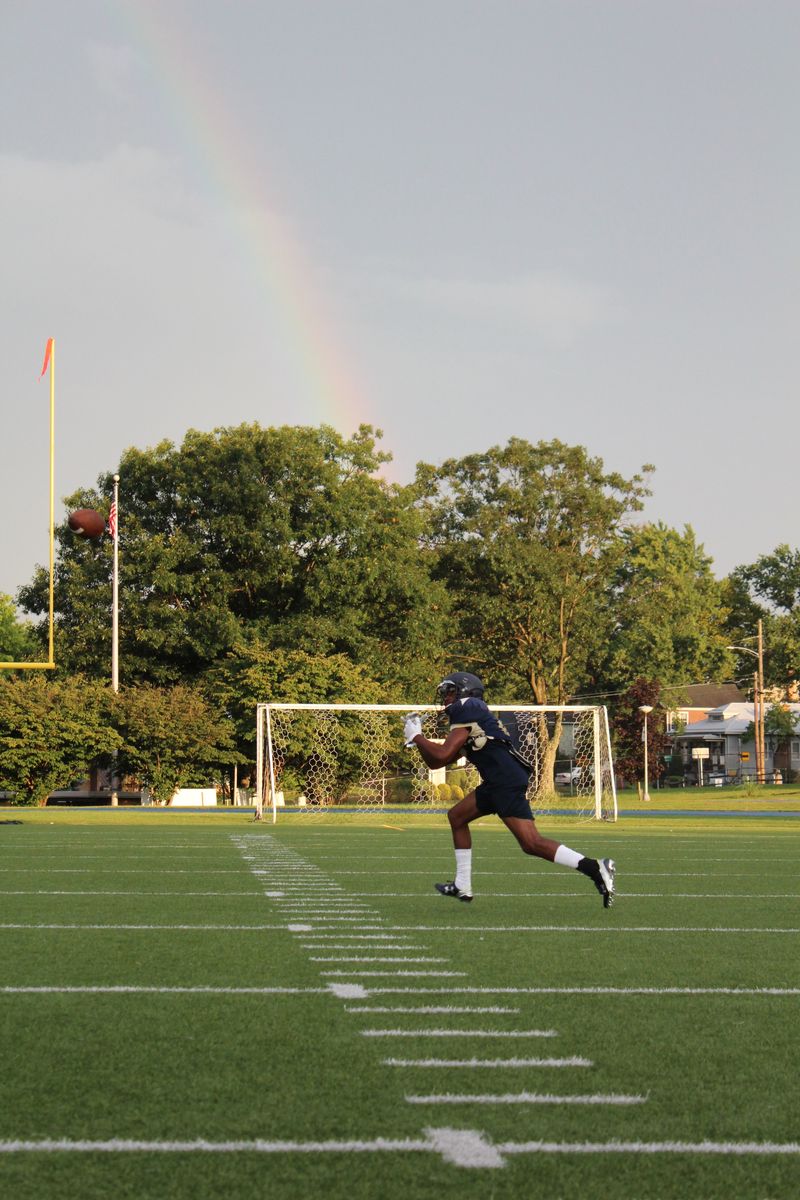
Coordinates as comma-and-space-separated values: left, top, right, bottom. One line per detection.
255, 703, 617, 824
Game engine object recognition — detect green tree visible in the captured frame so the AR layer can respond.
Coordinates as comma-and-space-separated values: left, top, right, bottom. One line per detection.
0, 675, 121, 806
611, 678, 669, 789
724, 545, 800, 692
0, 594, 37, 663
19, 424, 449, 693
206, 642, 385, 759
114, 684, 240, 804
417, 438, 651, 788
599, 523, 733, 692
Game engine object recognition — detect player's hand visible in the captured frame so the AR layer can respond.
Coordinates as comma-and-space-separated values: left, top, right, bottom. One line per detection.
403, 714, 423, 746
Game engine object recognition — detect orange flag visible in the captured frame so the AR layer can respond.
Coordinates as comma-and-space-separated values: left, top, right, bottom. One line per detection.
39, 338, 53, 379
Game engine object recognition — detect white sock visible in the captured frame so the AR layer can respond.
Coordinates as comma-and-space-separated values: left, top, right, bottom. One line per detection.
454, 848, 472, 894
554, 844, 584, 870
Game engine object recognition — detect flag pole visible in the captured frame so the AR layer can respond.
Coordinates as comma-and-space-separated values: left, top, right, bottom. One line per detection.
48, 339, 55, 666
111, 474, 120, 806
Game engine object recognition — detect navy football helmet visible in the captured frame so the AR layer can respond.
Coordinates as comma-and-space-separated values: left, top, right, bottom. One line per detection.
436, 672, 485, 703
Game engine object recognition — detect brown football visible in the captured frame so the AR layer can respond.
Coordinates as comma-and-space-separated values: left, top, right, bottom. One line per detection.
67, 508, 106, 539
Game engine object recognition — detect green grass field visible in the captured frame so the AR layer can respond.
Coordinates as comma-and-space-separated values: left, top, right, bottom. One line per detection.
1, 808, 798, 1199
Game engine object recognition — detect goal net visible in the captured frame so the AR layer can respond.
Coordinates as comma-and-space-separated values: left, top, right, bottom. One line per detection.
255, 703, 617, 823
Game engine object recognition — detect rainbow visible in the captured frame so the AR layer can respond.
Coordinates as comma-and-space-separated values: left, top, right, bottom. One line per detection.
112, 1, 370, 433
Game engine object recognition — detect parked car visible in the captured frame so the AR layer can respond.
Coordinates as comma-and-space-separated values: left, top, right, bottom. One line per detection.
554, 765, 583, 785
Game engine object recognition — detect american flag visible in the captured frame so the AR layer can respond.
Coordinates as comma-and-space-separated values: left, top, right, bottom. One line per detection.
108, 501, 117, 539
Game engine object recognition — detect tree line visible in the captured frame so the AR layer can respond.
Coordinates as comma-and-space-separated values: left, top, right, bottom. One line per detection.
0, 423, 796, 803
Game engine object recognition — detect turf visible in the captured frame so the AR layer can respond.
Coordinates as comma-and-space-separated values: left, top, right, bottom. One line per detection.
0, 811, 798, 1199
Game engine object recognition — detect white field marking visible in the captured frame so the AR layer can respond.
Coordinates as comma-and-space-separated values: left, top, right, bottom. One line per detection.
0, 923, 309, 932
499, 1140, 800, 1157
362, 1029, 557, 1039
380, 925, 800, 935
327, 983, 368, 999
425, 1128, 504, 1168
343, 891, 800, 900
311, 957, 447, 964
0, 890, 263, 897
0, 1135, 436, 1156
292, 933, 416, 940
0, 986, 329, 995
620, 894, 800, 900
362, 986, 800, 997
286, 923, 314, 932
346, 1006, 521, 1015
277, 918, 386, 925
406, 1092, 646, 1106
0, 869, 256, 875
301, 944, 427, 952
271, 902, 374, 912
321, 970, 467, 978
386, 1057, 590, 1068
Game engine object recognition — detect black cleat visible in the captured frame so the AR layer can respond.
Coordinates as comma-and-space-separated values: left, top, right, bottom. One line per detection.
435, 881, 473, 903
596, 858, 616, 908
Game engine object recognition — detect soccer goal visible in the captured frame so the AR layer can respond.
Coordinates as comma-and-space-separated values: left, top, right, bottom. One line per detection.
255, 703, 617, 823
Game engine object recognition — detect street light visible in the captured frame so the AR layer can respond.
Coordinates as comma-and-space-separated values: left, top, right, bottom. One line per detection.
726, 620, 765, 783
639, 705, 653, 802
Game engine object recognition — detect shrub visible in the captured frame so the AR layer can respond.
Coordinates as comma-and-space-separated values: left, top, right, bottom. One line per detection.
437, 783, 452, 804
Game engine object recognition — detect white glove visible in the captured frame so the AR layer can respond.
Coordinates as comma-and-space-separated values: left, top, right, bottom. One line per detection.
403, 714, 423, 747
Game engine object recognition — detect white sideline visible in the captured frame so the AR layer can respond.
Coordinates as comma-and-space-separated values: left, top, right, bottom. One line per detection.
310, 957, 448, 963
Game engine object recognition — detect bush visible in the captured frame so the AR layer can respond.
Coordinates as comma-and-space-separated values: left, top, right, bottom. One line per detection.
437, 783, 452, 804
450, 784, 464, 802
447, 768, 469, 792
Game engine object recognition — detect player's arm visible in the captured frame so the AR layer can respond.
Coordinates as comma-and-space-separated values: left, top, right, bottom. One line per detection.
405, 721, 469, 768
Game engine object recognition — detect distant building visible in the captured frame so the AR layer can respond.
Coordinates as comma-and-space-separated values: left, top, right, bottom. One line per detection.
664, 683, 746, 733
669, 701, 800, 783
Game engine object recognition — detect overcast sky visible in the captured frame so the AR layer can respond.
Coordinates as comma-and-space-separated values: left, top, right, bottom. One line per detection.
2, 0, 797, 600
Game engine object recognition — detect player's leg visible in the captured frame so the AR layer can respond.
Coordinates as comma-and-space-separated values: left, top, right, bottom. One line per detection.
435, 791, 482, 902
502, 814, 616, 909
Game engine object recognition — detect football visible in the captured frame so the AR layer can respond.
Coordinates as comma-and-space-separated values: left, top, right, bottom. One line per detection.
67, 508, 106, 539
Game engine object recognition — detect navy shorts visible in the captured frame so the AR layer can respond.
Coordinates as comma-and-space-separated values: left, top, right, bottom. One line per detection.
475, 782, 534, 821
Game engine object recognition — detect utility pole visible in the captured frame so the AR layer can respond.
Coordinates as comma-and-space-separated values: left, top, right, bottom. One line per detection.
757, 618, 765, 783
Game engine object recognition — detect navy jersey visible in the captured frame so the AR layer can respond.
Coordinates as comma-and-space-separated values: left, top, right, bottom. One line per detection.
445, 697, 531, 789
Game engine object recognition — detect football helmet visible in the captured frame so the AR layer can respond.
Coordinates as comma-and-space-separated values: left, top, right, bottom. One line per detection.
436, 672, 485, 703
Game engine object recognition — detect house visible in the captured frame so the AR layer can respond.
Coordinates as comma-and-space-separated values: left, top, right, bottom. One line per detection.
664, 683, 746, 733
669, 701, 800, 783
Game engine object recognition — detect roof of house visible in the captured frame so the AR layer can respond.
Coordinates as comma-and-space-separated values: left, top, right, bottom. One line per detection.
676, 701, 800, 738
668, 683, 746, 709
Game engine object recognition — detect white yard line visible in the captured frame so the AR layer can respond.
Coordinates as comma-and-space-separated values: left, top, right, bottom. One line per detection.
406, 1092, 646, 1106
363, 985, 800, 996
0, 923, 304, 931
321, 970, 467, 978
361, 1028, 557, 1038
1, 1132, 799, 1167
380, 924, 800, 935
310, 957, 448, 964
346, 1006, 521, 1014
0, 890, 263, 897
385, 1056, 589, 1067
0, 985, 330, 995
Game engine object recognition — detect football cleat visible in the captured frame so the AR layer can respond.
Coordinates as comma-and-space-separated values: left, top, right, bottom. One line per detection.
435, 881, 473, 903
596, 858, 616, 908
